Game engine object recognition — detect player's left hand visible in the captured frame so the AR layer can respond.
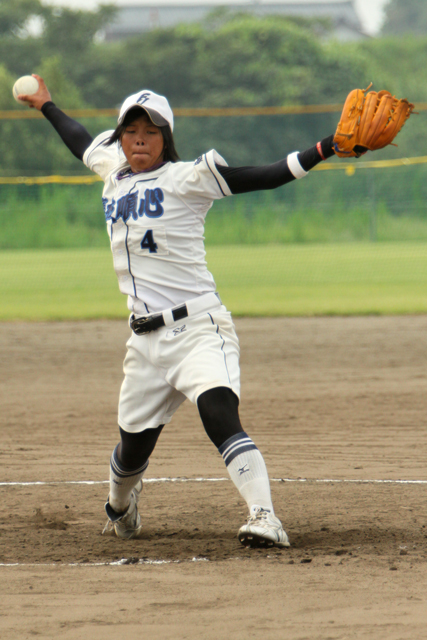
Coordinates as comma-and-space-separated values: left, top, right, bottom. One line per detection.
17, 74, 52, 111
333, 85, 415, 158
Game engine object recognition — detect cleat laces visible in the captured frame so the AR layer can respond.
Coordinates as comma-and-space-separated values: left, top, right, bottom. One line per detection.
102, 519, 115, 535
247, 506, 271, 524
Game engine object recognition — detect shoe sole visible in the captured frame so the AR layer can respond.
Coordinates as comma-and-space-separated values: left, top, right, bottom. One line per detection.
238, 532, 290, 549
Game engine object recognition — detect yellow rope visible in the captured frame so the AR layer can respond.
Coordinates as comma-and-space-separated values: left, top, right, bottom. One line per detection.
1, 102, 426, 120
0, 175, 102, 185
173, 105, 345, 116
0, 109, 118, 120
313, 155, 427, 173
1, 156, 426, 185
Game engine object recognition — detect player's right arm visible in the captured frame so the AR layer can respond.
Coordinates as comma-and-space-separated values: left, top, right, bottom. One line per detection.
18, 74, 93, 161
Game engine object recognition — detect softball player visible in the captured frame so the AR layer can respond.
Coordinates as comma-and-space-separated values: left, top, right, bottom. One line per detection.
20, 75, 335, 549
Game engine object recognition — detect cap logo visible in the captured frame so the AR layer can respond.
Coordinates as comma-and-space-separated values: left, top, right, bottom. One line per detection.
136, 93, 151, 105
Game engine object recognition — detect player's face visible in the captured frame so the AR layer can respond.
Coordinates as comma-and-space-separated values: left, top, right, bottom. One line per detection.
120, 114, 165, 172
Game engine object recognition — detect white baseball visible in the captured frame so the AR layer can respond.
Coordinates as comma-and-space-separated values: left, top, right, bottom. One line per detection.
13, 76, 39, 104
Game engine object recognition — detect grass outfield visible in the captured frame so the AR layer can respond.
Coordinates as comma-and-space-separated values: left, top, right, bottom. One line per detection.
1, 243, 427, 320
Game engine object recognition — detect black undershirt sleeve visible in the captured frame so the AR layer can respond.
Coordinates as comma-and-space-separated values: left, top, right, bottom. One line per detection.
41, 101, 94, 161
39, 103, 335, 190
216, 134, 335, 194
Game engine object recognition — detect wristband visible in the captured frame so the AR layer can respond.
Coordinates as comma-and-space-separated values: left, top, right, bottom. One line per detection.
316, 141, 326, 161
287, 152, 308, 179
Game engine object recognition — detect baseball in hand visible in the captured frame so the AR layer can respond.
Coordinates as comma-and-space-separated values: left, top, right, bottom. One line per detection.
13, 75, 39, 104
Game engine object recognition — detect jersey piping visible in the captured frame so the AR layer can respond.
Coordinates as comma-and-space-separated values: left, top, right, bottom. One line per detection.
208, 312, 231, 385
83, 134, 111, 166
124, 223, 137, 298
205, 153, 228, 197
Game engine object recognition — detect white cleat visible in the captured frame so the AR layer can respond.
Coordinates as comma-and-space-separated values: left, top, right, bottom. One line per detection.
238, 505, 290, 548
102, 480, 143, 540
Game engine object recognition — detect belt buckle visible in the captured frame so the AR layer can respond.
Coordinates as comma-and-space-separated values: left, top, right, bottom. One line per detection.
131, 315, 151, 335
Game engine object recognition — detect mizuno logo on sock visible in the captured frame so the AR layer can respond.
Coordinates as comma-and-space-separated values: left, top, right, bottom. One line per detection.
238, 464, 249, 475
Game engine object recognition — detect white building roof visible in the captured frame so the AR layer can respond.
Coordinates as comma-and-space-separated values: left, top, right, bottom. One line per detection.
104, 1, 367, 41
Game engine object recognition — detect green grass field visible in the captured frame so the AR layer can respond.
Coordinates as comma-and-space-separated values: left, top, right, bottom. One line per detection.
1, 243, 427, 320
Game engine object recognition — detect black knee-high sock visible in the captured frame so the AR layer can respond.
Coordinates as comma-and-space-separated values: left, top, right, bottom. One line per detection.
108, 425, 164, 513
117, 425, 164, 469
197, 387, 243, 448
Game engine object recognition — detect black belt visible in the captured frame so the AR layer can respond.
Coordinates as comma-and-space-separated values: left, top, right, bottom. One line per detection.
130, 304, 188, 335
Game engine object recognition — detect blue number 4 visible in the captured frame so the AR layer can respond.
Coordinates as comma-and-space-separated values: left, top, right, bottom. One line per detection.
140, 229, 158, 253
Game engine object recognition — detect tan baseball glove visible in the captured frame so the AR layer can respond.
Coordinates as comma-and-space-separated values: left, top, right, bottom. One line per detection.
333, 85, 415, 158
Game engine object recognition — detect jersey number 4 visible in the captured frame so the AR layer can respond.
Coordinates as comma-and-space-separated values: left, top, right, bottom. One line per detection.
140, 230, 158, 253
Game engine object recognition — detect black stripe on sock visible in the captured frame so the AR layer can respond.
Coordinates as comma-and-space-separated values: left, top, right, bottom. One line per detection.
111, 445, 149, 479
218, 431, 249, 455
223, 443, 258, 467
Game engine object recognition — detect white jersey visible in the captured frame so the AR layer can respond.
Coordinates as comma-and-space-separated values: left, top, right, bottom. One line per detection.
83, 131, 232, 314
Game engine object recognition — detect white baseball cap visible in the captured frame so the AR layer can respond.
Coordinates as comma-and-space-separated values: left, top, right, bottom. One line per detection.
118, 90, 174, 131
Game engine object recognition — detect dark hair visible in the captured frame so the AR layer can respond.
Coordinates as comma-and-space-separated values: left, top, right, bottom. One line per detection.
105, 106, 180, 163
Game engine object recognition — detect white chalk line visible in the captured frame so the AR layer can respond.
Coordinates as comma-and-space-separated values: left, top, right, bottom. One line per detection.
0, 557, 210, 568
2, 477, 423, 569
1, 477, 427, 486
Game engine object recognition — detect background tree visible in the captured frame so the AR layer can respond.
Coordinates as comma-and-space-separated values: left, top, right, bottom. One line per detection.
0, 3, 424, 174
75, 14, 369, 164
0, 0, 45, 36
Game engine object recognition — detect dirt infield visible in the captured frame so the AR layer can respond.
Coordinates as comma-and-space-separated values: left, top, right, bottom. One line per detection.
1, 316, 427, 639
